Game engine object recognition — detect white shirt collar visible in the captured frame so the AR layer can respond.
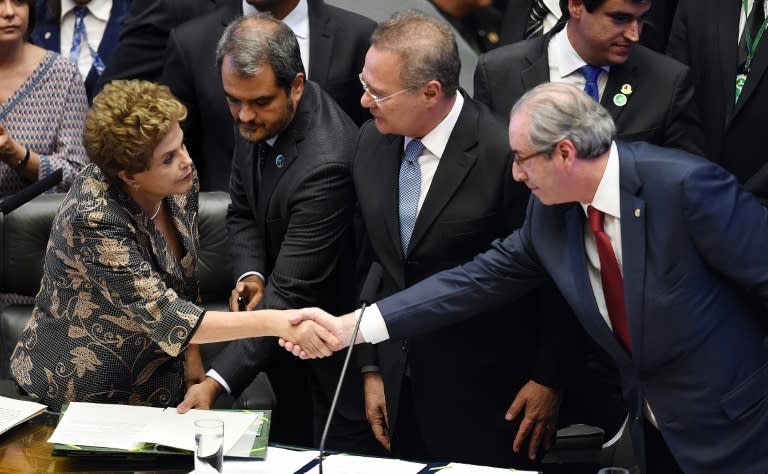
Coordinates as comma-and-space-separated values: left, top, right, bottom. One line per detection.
405, 93, 465, 159
542, 0, 562, 19
243, 0, 309, 39
581, 141, 621, 219
61, 0, 111, 21
552, 27, 610, 79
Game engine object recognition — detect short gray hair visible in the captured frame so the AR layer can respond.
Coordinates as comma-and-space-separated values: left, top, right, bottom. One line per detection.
215, 13, 305, 93
511, 82, 615, 159
370, 10, 460, 97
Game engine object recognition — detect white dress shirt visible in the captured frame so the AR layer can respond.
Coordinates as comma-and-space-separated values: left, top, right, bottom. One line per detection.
548, 27, 610, 100
60, 0, 110, 79
243, 0, 310, 76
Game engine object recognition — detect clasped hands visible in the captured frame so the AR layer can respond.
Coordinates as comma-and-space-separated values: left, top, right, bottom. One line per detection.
278, 307, 361, 359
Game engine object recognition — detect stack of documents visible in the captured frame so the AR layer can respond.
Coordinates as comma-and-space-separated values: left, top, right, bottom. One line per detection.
0, 395, 48, 435
48, 402, 264, 456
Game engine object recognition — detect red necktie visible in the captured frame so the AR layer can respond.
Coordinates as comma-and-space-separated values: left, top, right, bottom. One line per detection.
587, 206, 632, 352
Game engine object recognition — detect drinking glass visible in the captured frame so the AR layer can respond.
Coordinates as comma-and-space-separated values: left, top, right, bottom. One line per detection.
194, 419, 224, 473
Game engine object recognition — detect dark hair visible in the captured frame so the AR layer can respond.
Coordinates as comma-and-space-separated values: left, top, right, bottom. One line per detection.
553, 0, 651, 33
370, 10, 461, 97
215, 13, 305, 94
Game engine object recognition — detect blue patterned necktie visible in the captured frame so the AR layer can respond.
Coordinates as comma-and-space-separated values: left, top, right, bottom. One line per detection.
398, 139, 425, 254
69, 6, 106, 75
579, 65, 602, 102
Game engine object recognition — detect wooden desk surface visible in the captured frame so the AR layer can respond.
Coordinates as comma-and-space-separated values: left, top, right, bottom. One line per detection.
0, 413, 192, 473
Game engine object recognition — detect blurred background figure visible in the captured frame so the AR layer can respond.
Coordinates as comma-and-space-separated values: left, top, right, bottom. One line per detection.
0, 0, 88, 197
429, 0, 503, 53
29, 0, 130, 101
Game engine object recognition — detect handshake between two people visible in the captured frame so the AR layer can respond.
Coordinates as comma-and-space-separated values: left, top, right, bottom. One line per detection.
278, 308, 364, 359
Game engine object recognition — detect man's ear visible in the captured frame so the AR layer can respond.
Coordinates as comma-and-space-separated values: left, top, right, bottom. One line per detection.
290, 73, 305, 104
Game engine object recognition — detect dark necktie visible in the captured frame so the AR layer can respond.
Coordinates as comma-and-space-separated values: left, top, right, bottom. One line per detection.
69, 6, 106, 75
587, 206, 632, 352
398, 139, 425, 254
525, 0, 550, 39
256, 142, 271, 184
738, 0, 766, 72
579, 65, 602, 102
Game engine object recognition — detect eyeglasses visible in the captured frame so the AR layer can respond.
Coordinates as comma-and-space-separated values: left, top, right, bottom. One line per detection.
358, 73, 412, 106
512, 147, 552, 166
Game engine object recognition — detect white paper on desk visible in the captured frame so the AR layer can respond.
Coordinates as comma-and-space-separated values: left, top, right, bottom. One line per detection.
47, 402, 160, 450
136, 408, 258, 453
444, 462, 541, 473
0, 395, 47, 435
305, 453, 426, 474
207, 447, 319, 474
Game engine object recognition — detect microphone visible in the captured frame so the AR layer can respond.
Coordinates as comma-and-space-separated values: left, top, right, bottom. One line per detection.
0, 168, 63, 214
317, 262, 383, 473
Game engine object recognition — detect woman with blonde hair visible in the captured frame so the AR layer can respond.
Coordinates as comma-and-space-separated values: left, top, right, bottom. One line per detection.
10, 80, 335, 412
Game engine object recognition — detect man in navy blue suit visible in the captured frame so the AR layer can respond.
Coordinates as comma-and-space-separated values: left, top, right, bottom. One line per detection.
285, 82, 768, 473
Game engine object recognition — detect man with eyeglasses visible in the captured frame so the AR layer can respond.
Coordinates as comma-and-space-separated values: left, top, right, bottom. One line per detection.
288, 82, 768, 474
475, 0, 703, 156
351, 10, 576, 468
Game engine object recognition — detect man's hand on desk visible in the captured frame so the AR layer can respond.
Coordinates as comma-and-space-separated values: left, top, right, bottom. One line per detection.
278, 308, 362, 359
229, 276, 265, 311
506, 379, 561, 460
177, 376, 223, 413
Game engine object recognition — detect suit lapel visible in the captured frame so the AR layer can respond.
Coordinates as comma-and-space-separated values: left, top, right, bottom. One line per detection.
617, 143, 645, 362
720, 1, 742, 116
601, 61, 637, 124
564, 205, 629, 360
407, 98, 479, 256
307, 0, 332, 84
521, 37, 550, 91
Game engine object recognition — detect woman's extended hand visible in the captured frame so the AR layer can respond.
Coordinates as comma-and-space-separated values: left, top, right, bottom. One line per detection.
279, 311, 341, 359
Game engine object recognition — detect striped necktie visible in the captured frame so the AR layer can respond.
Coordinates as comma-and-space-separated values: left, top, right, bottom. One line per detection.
525, 0, 550, 39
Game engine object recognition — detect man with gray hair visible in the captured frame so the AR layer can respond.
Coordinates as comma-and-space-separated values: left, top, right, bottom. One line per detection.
352, 10, 574, 467
177, 14, 381, 454
288, 82, 768, 473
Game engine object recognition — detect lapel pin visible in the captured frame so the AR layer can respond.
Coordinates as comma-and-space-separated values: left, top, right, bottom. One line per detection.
487, 31, 500, 44
44, 32, 52, 40
275, 154, 285, 168
613, 93, 628, 107
634, 209, 641, 218
620, 83, 633, 95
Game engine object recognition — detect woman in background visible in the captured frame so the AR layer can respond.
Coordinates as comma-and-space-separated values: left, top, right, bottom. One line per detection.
0, 0, 88, 196
10, 80, 335, 412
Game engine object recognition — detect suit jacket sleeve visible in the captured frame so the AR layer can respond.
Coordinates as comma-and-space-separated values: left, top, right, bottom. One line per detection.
665, 0, 690, 65
379, 200, 548, 340
659, 63, 706, 156
473, 54, 494, 112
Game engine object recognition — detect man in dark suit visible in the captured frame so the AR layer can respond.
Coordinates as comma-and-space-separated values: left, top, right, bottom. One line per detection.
175, 14, 378, 454
352, 11, 571, 467
94, 0, 220, 91
498, 0, 677, 52
288, 82, 768, 474
475, 0, 702, 155
667, 0, 768, 205
30, 0, 130, 100
160, 0, 375, 191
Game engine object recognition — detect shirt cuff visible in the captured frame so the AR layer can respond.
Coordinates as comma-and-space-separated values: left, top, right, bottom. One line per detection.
206, 369, 232, 395
358, 303, 390, 344
237, 271, 265, 284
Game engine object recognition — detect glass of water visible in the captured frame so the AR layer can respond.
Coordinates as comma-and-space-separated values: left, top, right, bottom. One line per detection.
194, 418, 224, 473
